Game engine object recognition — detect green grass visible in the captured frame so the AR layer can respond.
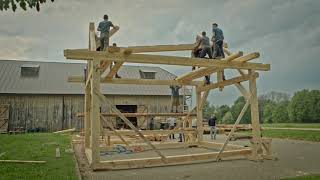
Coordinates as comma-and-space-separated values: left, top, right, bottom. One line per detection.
262, 123, 320, 129
262, 129, 320, 142
281, 175, 320, 180
0, 133, 77, 180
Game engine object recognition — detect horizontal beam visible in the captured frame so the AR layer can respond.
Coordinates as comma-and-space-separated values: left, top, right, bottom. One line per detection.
103, 129, 196, 136
234, 52, 260, 62
68, 76, 203, 86
95, 148, 252, 170
80, 42, 229, 54
197, 73, 259, 92
78, 112, 197, 117
176, 51, 244, 82
64, 50, 270, 71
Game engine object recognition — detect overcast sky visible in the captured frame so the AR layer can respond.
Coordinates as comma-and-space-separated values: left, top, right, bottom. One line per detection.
1, 0, 320, 106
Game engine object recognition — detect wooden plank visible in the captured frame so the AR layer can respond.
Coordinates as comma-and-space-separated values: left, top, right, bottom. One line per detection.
0, 160, 46, 164
104, 62, 123, 79
95, 149, 252, 170
94, 89, 167, 161
68, 76, 202, 86
216, 99, 250, 161
53, 128, 75, 134
197, 73, 259, 92
64, 50, 271, 71
78, 112, 197, 117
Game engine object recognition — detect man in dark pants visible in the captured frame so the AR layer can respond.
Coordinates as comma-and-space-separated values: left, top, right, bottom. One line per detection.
199, 31, 212, 84
97, 14, 115, 51
170, 85, 181, 113
208, 114, 217, 140
212, 23, 225, 59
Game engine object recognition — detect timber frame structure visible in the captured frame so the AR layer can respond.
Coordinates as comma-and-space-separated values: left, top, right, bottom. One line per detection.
64, 22, 271, 170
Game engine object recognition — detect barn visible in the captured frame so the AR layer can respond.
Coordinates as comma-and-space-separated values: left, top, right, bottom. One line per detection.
0, 60, 191, 132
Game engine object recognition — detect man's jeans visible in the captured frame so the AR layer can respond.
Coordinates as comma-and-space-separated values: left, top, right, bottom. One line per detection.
100, 33, 110, 51
213, 40, 225, 58
200, 46, 213, 59
210, 126, 217, 140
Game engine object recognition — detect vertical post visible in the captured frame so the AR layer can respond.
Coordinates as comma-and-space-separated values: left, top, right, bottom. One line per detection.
84, 61, 91, 148
196, 88, 203, 142
90, 59, 101, 166
249, 70, 262, 160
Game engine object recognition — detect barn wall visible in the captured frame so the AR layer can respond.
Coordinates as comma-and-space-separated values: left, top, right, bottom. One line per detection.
0, 94, 178, 131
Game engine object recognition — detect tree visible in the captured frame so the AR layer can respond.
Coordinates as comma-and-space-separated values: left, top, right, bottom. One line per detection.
215, 105, 230, 123
288, 89, 320, 123
230, 96, 251, 124
272, 101, 290, 123
0, 0, 54, 12
203, 101, 216, 120
222, 111, 234, 124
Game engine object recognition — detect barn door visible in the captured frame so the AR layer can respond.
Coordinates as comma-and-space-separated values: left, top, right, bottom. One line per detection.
0, 104, 9, 133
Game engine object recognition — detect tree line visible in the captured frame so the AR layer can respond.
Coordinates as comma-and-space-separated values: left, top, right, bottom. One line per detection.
203, 89, 320, 124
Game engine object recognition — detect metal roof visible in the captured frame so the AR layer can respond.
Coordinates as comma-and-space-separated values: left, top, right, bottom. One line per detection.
0, 60, 191, 96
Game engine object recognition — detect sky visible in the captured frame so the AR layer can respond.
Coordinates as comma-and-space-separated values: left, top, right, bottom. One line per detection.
1, 0, 320, 106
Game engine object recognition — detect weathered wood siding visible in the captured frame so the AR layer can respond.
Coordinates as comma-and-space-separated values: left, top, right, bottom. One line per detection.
0, 94, 178, 131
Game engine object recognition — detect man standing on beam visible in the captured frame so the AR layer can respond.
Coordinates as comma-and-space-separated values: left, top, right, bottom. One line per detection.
199, 31, 213, 84
212, 23, 225, 59
97, 14, 115, 51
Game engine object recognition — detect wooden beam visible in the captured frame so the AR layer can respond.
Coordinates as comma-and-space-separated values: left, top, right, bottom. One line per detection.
199, 141, 246, 150
197, 73, 259, 92
0, 160, 46, 164
99, 61, 112, 75
94, 89, 167, 161
249, 70, 263, 160
223, 48, 232, 56
216, 99, 250, 161
127, 44, 196, 53
176, 51, 242, 82
78, 112, 197, 117
104, 62, 123, 79
64, 50, 271, 71
95, 149, 252, 170
234, 82, 250, 100
103, 129, 196, 136
53, 128, 75, 134
68, 76, 202, 86
196, 88, 203, 142
234, 52, 260, 62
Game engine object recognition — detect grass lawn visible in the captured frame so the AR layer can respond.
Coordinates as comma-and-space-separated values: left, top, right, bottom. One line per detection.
261, 129, 320, 142
261, 123, 320, 129
281, 175, 320, 180
0, 133, 77, 180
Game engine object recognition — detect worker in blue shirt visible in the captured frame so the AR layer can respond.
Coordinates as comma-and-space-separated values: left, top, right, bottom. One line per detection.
97, 14, 115, 51
212, 23, 225, 59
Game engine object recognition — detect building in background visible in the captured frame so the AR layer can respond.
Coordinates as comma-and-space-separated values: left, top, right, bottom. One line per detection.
0, 60, 191, 132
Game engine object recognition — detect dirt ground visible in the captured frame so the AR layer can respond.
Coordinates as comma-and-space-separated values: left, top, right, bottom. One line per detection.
73, 134, 320, 180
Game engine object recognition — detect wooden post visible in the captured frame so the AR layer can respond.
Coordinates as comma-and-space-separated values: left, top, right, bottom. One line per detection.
196, 88, 203, 142
90, 58, 101, 166
249, 70, 263, 160
84, 61, 91, 148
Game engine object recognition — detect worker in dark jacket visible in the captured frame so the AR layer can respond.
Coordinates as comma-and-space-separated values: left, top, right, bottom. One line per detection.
208, 114, 217, 140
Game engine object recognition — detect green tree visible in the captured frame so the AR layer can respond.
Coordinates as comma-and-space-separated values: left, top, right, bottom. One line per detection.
203, 101, 216, 120
222, 111, 234, 124
288, 89, 320, 123
0, 0, 54, 12
215, 105, 230, 123
272, 101, 290, 123
230, 96, 251, 124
